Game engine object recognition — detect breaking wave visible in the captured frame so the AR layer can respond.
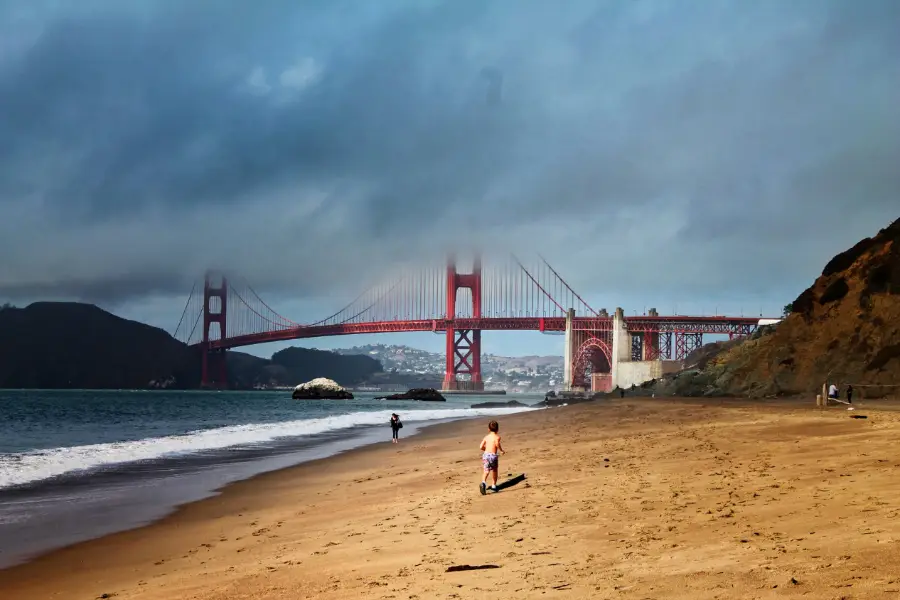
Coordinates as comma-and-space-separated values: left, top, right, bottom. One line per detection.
0, 406, 537, 489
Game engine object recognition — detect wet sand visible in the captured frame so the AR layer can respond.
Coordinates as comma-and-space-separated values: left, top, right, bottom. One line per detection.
2, 397, 900, 599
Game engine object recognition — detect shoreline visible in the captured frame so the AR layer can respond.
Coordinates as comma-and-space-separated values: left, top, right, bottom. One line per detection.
0, 404, 537, 587
0, 406, 538, 569
3, 396, 900, 598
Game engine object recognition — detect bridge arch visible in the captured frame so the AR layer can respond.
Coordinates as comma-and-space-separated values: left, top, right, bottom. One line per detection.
572, 336, 612, 391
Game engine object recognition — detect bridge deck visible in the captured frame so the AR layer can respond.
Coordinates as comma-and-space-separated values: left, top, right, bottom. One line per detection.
200, 316, 766, 350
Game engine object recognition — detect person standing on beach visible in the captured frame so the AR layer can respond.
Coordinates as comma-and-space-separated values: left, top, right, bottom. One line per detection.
479, 420, 505, 495
847, 385, 853, 404
389, 413, 402, 444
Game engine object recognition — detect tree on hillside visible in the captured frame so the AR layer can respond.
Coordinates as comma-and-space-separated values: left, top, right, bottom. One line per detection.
0, 302, 14, 311
782, 303, 793, 317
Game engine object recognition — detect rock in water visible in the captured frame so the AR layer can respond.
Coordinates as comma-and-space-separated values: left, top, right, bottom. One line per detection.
470, 400, 529, 408
374, 388, 446, 401
292, 377, 354, 399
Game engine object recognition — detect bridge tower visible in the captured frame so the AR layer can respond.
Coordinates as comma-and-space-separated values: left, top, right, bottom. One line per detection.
563, 308, 575, 391
201, 272, 228, 389
442, 253, 484, 392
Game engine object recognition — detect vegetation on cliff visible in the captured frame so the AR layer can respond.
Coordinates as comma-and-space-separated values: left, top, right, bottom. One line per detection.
650, 218, 900, 398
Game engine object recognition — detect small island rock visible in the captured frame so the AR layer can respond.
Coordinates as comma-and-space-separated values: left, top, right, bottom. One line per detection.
375, 388, 446, 402
470, 400, 530, 408
292, 377, 354, 400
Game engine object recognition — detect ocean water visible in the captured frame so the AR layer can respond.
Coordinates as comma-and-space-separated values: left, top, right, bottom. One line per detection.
0, 389, 540, 567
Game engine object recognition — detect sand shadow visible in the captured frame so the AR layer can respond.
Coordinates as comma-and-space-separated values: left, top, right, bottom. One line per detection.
494, 473, 526, 492
446, 564, 500, 572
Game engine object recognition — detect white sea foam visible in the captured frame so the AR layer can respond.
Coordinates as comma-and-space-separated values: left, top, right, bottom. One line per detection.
0, 406, 538, 489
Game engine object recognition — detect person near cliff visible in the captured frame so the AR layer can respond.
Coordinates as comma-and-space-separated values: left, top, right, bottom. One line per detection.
847, 385, 853, 404
389, 413, 403, 444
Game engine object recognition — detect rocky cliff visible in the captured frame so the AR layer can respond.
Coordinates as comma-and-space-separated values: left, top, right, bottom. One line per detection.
649, 218, 900, 398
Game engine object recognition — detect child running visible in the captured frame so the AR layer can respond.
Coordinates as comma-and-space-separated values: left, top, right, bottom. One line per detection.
479, 420, 505, 495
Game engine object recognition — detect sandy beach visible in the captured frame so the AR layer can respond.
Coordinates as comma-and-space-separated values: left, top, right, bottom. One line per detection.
2, 397, 900, 599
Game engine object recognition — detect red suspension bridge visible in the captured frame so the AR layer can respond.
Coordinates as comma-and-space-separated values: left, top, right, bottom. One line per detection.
173, 255, 768, 390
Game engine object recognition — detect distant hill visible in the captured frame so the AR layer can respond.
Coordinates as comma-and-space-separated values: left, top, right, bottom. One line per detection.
262, 347, 381, 388
648, 218, 900, 398
334, 343, 565, 392
0, 302, 198, 389
0, 302, 382, 390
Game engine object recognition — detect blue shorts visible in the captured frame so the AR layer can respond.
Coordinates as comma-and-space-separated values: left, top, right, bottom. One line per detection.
482, 452, 499, 472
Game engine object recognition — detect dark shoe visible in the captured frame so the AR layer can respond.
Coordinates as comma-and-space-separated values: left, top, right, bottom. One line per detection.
479, 482, 486, 495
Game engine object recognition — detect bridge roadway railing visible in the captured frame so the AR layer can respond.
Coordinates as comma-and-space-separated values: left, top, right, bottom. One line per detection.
623, 317, 759, 336
200, 316, 761, 350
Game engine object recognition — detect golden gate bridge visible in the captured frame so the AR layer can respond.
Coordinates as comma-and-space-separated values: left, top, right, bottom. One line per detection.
173, 254, 768, 391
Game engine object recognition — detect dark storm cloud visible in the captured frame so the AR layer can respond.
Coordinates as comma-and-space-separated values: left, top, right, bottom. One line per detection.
0, 0, 898, 311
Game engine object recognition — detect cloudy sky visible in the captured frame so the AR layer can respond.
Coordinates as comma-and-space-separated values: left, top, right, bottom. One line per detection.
1, 0, 897, 357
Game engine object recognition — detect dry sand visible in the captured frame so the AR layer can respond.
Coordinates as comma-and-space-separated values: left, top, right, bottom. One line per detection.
2, 398, 900, 599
